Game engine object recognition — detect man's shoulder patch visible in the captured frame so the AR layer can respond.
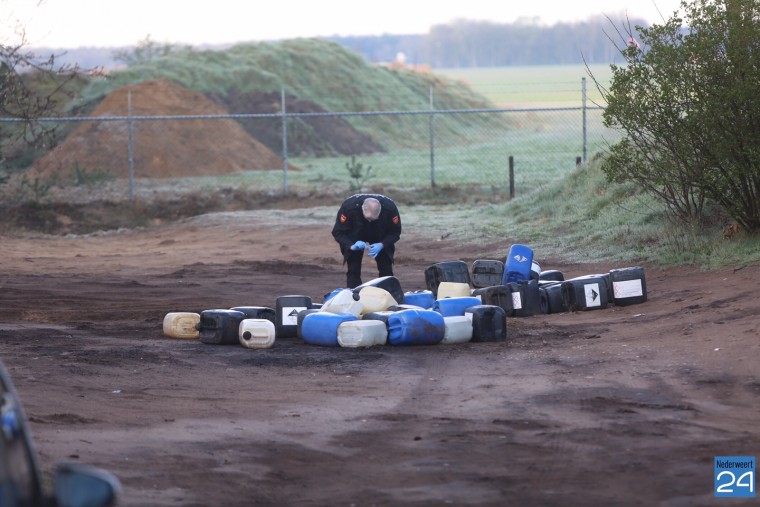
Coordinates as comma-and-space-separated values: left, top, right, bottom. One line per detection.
392, 215, 399, 225
340, 214, 347, 223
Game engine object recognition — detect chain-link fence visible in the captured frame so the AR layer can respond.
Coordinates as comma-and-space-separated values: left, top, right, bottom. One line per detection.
1, 77, 621, 201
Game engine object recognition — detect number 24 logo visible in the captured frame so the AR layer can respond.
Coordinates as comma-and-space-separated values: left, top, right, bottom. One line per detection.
716, 470, 754, 494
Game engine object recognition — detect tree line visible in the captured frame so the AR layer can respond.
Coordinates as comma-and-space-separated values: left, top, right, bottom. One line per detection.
328, 17, 647, 67
36, 16, 648, 70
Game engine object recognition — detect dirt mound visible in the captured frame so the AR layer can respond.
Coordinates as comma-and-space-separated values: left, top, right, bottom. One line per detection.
31, 79, 288, 180
208, 90, 385, 157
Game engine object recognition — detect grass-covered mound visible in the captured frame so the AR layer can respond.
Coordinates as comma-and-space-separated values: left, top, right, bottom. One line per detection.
73, 39, 510, 151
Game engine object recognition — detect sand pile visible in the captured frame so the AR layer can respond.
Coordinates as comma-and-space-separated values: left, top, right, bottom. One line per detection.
32, 79, 288, 180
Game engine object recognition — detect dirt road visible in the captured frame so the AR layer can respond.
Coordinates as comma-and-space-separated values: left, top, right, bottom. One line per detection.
1, 208, 758, 506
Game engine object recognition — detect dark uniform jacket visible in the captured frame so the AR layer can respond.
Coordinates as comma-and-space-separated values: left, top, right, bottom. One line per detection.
331, 194, 402, 262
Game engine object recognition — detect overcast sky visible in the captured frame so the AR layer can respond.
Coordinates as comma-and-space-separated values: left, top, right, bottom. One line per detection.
3, 0, 684, 48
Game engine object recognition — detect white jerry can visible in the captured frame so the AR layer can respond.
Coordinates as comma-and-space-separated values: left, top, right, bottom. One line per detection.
337, 320, 388, 348
436, 281, 472, 299
320, 289, 365, 317
442, 315, 473, 344
163, 312, 200, 339
239, 319, 276, 349
356, 286, 398, 315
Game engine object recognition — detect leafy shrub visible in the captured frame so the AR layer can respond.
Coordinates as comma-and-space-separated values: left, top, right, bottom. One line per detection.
597, 0, 760, 232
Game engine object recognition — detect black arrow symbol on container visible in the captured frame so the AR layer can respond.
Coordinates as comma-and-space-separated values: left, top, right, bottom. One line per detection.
288, 309, 300, 317
591, 289, 599, 301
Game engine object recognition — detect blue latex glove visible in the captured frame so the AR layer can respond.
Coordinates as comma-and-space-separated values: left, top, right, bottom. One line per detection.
368, 242, 384, 258
350, 240, 367, 251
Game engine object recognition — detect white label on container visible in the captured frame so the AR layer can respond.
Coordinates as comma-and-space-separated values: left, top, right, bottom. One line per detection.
584, 283, 602, 307
281, 306, 307, 326
512, 292, 523, 310
613, 279, 643, 299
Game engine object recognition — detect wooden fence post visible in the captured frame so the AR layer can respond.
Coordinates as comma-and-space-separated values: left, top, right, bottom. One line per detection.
509, 155, 515, 200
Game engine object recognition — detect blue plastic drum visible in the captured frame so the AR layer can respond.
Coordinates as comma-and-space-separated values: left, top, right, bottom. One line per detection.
301, 312, 358, 347
387, 309, 445, 346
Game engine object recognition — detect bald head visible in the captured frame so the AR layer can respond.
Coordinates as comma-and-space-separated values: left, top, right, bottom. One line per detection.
362, 197, 381, 221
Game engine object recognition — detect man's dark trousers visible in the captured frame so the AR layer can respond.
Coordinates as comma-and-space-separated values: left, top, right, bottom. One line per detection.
346, 249, 393, 288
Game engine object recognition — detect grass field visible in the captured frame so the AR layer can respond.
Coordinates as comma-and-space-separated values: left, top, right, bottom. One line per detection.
436, 64, 615, 107
142, 66, 621, 196
277, 63, 622, 193
15, 64, 620, 205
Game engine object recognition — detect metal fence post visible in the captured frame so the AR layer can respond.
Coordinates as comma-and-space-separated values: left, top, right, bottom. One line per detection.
582, 77, 588, 164
127, 90, 135, 202
281, 87, 289, 196
509, 155, 514, 199
429, 86, 436, 188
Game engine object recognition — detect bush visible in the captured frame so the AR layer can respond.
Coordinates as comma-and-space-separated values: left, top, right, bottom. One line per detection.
597, 0, 760, 232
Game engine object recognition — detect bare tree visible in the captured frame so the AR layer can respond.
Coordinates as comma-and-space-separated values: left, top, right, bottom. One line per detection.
1, 3, 93, 173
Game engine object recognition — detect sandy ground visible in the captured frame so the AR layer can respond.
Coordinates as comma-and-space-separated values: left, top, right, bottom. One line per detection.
1, 207, 758, 507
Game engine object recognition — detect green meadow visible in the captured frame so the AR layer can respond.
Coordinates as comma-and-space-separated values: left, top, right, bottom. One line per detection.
436, 64, 614, 107
166, 64, 620, 197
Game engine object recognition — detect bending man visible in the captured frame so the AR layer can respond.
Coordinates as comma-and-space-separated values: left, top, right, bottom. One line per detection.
331, 194, 402, 288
